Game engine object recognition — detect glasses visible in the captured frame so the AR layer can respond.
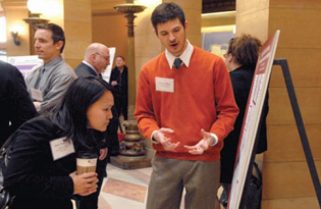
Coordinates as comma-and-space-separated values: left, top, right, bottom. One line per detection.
95, 52, 109, 62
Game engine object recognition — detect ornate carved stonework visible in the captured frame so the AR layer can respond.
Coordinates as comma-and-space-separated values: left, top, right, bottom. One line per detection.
113, 3, 146, 37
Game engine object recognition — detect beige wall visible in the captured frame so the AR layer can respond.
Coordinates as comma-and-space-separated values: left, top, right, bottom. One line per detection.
63, 0, 92, 68
92, 12, 128, 65
237, 0, 321, 208
92, 0, 127, 65
236, 0, 270, 40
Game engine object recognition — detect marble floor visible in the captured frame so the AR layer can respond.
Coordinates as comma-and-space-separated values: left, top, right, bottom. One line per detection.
97, 164, 224, 209
98, 164, 152, 209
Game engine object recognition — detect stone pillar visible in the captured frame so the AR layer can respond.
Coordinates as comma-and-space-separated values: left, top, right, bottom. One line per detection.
63, 0, 92, 68
236, 0, 321, 208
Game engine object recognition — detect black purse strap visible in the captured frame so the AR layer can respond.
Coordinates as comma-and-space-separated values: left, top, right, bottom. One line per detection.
252, 162, 262, 181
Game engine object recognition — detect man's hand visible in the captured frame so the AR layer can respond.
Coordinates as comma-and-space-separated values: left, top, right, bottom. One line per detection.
153, 128, 180, 152
184, 129, 217, 155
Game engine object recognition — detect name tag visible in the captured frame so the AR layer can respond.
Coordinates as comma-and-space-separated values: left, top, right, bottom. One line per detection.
155, 77, 174, 93
31, 88, 43, 102
50, 137, 75, 161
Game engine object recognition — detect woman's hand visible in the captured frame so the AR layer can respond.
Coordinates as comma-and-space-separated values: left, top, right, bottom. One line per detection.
99, 148, 108, 160
70, 172, 98, 196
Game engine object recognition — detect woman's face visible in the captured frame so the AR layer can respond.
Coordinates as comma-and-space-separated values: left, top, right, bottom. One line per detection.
87, 91, 114, 132
223, 53, 233, 72
115, 57, 125, 68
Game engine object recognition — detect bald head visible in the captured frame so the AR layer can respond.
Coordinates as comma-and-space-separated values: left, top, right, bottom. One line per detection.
84, 43, 110, 74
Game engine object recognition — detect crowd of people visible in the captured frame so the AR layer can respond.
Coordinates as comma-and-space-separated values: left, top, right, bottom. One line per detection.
0, 2, 269, 209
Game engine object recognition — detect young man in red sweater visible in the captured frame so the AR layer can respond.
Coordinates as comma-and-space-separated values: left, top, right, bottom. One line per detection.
134, 2, 239, 209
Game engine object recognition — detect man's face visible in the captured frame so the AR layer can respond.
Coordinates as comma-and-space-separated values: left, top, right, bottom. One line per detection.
93, 48, 110, 74
34, 29, 62, 63
156, 18, 187, 57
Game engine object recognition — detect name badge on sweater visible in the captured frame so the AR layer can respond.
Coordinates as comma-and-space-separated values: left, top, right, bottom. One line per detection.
50, 137, 75, 161
31, 88, 43, 102
155, 77, 174, 93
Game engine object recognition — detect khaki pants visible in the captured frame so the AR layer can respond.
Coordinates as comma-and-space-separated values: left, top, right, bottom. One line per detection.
146, 156, 220, 209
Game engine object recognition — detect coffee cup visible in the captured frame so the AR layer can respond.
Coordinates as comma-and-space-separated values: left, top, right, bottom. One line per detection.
76, 153, 97, 175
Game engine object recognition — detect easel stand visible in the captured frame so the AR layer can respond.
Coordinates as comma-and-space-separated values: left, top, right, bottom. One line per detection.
241, 59, 321, 208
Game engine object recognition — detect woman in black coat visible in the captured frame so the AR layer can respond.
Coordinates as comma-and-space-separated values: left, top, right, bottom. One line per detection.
4, 77, 114, 209
110, 56, 128, 120
220, 34, 269, 205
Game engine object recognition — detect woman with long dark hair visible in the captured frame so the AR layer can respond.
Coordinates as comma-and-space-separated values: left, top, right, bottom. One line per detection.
4, 76, 114, 209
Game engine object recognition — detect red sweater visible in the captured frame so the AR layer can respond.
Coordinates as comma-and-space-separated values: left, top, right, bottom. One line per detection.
135, 47, 239, 161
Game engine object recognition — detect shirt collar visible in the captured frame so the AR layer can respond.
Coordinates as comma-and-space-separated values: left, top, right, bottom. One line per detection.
43, 56, 62, 69
165, 40, 194, 69
82, 60, 98, 75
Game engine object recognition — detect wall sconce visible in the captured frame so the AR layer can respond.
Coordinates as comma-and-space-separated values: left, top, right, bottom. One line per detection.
11, 31, 20, 46
10, 25, 23, 46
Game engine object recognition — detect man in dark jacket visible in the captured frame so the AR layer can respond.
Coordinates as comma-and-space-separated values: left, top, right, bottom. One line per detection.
0, 61, 37, 146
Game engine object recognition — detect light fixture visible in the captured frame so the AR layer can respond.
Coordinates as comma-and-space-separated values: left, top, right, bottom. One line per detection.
10, 25, 23, 46
11, 31, 20, 46
24, 0, 48, 28
27, 0, 45, 14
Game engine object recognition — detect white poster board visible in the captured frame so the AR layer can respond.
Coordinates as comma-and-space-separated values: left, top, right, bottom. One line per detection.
228, 30, 280, 209
7, 55, 43, 78
101, 47, 116, 83
0, 55, 7, 62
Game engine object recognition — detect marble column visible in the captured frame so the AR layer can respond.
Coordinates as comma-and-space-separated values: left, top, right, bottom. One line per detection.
63, 0, 92, 68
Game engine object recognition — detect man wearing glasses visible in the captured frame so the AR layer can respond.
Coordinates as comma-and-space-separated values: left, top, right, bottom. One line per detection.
75, 43, 110, 78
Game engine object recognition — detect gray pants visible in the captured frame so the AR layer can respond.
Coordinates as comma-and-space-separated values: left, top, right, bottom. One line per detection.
146, 156, 220, 209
